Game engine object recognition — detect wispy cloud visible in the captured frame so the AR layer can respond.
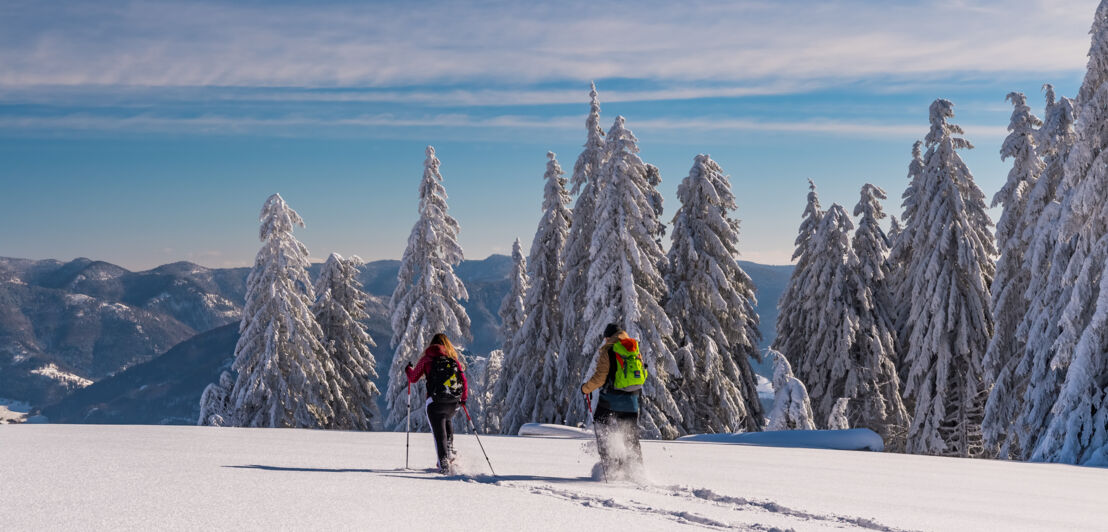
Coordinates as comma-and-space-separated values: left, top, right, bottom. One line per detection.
0, 111, 1008, 140
0, 0, 1094, 91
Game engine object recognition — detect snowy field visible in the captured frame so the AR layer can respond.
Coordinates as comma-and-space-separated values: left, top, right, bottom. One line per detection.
1, 425, 1105, 531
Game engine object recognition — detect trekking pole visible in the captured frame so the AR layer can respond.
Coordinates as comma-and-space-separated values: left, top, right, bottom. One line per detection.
461, 404, 496, 476
405, 381, 411, 470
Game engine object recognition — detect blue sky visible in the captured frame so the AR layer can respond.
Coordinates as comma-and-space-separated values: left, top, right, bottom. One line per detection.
0, 0, 1097, 270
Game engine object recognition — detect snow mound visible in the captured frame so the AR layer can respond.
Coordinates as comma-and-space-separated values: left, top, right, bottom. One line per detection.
518, 423, 593, 439
678, 428, 884, 452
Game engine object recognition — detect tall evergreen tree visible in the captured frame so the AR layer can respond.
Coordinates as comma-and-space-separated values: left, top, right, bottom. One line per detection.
1033, 2, 1108, 465
981, 92, 1044, 453
225, 194, 335, 428
889, 140, 925, 375
500, 152, 572, 434
558, 83, 608, 426
665, 154, 763, 433
899, 100, 995, 457
774, 180, 823, 371
582, 116, 682, 438
794, 203, 854, 425
1007, 87, 1078, 460
313, 253, 379, 431
498, 239, 528, 359
384, 146, 471, 431
490, 238, 527, 431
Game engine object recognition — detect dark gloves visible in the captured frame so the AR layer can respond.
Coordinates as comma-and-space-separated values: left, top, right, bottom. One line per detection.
460, 400, 467, 406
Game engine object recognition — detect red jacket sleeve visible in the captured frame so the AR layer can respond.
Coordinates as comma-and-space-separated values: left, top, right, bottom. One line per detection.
458, 363, 469, 403
406, 354, 431, 384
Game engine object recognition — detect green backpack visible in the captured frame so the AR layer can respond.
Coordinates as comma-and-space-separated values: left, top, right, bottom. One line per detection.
611, 338, 647, 391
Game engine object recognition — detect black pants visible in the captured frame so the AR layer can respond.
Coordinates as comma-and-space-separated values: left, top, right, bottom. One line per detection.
426, 400, 459, 466
593, 406, 643, 469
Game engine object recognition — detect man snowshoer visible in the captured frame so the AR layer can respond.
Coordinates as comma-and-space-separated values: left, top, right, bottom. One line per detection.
581, 323, 645, 477
406, 333, 468, 474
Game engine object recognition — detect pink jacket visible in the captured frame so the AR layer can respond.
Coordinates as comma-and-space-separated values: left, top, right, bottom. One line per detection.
405, 344, 469, 402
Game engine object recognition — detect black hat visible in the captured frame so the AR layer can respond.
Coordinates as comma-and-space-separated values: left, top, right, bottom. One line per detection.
603, 323, 623, 338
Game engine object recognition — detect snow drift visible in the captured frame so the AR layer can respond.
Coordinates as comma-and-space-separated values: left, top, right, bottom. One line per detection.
678, 428, 885, 452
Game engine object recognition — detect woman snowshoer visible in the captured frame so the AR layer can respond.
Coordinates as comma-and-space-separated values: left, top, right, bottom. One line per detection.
405, 333, 469, 474
581, 323, 644, 477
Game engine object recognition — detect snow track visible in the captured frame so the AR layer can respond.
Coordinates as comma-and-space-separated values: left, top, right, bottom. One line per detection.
2, 425, 1104, 531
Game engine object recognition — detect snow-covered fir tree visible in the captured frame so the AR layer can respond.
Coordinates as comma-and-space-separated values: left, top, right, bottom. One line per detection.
581, 116, 682, 438
558, 84, 608, 427
1033, 3, 1108, 465
828, 398, 851, 431
774, 180, 822, 371
767, 350, 815, 431
225, 194, 335, 428
459, 350, 501, 434
489, 238, 527, 431
384, 146, 472, 431
480, 349, 504, 433
665, 154, 763, 433
846, 184, 909, 446
889, 140, 925, 374
198, 371, 233, 426
1005, 87, 1078, 460
499, 152, 572, 434
498, 239, 528, 359
899, 100, 995, 457
794, 203, 854, 424
981, 92, 1044, 453
313, 253, 379, 431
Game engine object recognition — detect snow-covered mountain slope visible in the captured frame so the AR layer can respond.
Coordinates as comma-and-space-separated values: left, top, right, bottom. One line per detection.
26, 257, 789, 425
0, 254, 518, 410
1, 425, 1102, 531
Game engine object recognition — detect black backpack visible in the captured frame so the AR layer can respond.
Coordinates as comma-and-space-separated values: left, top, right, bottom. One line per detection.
427, 356, 463, 402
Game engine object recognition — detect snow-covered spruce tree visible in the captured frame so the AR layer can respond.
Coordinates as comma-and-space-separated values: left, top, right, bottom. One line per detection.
1006, 87, 1078, 460
385, 146, 471, 431
767, 350, 815, 431
888, 140, 925, 374
828, 398, 851, 430
499, 152, 572, 434
198, 371, 233, 426
1033, 4, 1108, 465
581, 116, 682, 438
899, 100, 995, 457
498, 239, 528, 360
847, 184, 910, 446
981, 92, 1044, 453
489, 238, 527, 431
794, 203, 853, 423
773, 180, 823, 371
558, 83, 608, 427
225, 194, 335, 428
313, 253, 379, 431
665, 154, 763, 433
480, 349, 504, 433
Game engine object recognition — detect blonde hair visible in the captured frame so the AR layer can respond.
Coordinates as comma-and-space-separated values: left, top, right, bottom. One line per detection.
430, 333, 465, 371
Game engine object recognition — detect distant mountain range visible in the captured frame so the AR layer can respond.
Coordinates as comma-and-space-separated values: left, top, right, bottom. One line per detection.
0, 255, 791, 424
